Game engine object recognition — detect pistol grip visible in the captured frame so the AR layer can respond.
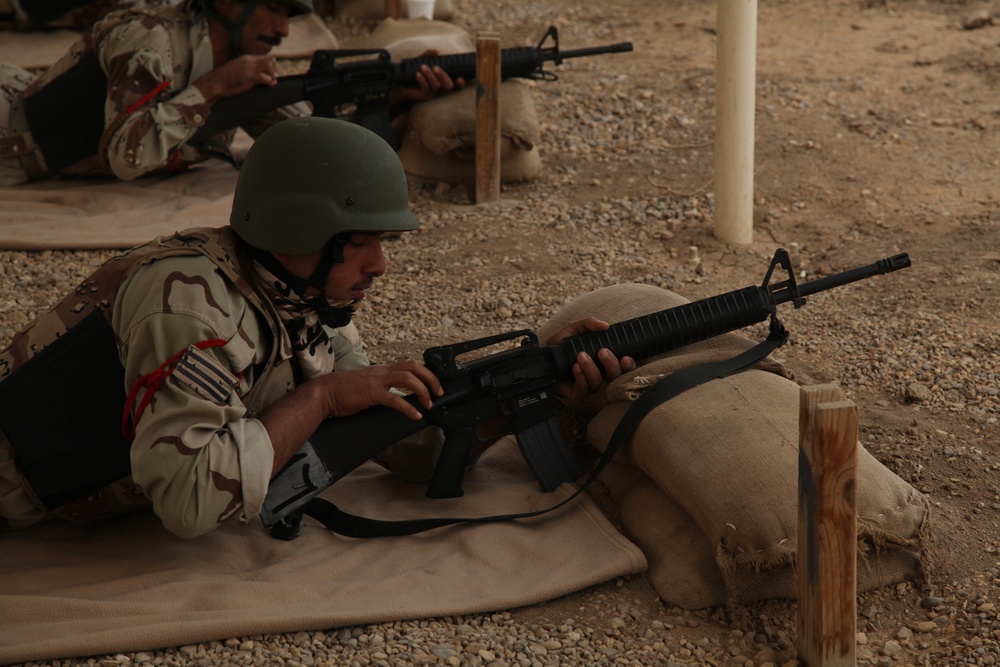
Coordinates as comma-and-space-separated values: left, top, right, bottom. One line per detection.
425, 427, 476, 498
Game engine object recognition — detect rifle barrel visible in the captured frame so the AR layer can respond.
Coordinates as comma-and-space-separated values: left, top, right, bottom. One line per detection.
556, 251, 911, 375
557, 42, 634, 60
795, 253, 911, 301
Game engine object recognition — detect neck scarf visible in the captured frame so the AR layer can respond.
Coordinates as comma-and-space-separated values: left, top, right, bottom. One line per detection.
253, 263, 354, 380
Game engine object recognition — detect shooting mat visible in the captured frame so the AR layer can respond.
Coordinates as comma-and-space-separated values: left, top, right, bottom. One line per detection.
0, 438, 646, 665
0, 153, 239, 250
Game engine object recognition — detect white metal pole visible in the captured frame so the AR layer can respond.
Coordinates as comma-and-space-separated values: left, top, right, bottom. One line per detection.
714, 0, 757, 245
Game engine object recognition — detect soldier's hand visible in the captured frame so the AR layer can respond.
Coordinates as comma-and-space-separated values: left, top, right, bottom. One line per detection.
315, 361, 443, 420
546, 317, 637, 401
388, 49, 465, 106
195, 55, 280, 106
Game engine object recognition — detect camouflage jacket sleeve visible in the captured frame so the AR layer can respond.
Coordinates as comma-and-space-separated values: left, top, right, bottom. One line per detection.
94, 14, 309, 180
95, 15, 213, 180
112, 255, 278, 539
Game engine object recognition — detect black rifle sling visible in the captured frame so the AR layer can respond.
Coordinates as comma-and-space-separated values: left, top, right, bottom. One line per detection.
293, 318, 789, 539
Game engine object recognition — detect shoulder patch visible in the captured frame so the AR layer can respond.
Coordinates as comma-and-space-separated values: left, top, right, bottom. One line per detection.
174, 344, 240, 404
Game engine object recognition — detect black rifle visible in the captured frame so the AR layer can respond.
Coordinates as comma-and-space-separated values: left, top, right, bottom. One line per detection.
261, 249, 911, 538
191, 26, 633, 149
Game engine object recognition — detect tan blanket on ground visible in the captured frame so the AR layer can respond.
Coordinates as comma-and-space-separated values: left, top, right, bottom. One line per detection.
0, 157, 237, 250
0, 438, 646, 665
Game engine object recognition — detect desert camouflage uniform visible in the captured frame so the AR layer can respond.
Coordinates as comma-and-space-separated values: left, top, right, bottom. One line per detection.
0, 226, 370, 538
0, 0, 309, 184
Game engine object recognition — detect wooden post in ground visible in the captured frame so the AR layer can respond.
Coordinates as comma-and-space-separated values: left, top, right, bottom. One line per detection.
797, 383, 858, 667
384, 0, 403, 19
474, 32, 501, 204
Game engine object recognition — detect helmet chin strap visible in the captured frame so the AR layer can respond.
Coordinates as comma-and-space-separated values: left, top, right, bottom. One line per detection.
249, 234, 357, 328
204, 0, 260, 57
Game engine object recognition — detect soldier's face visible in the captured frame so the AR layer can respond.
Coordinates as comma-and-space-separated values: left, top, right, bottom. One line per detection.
276, 233, 388, 302
237, 0, 292, 55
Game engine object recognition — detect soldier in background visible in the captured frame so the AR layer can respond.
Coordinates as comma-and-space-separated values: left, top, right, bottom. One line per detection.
0, 0, 460, 185
0, 117, 634, 538
0, 0, 181, 31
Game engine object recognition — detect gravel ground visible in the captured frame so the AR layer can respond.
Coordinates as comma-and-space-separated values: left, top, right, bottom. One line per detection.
5, 0, 1000, 665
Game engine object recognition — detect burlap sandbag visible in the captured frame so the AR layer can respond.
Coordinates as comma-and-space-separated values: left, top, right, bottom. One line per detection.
355, 19, 543, 185
333, 0, 456, 21
604, 460, 922, 609
601, 461, 728, 609
363, 17, 473, 59
396, 81, 542, 184
538, 283, 930, 607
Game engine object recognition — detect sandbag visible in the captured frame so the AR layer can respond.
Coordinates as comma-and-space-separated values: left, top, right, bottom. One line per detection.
396, 81, 542, 185
359, 19, 543, 185
601, 461, 727, 610
333, 0, 456, 22
538, 283, 930, 607
365, 17, 473, 59
602, 460, 922, 609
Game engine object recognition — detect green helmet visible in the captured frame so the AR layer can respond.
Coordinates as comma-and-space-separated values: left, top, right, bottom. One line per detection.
206, 0, 314, 15
231, 117, 419, 256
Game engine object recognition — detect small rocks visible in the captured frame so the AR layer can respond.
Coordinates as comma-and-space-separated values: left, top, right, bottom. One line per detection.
961, 10, 994, 30
905, 382, 933, 403
920, 596, 944, 609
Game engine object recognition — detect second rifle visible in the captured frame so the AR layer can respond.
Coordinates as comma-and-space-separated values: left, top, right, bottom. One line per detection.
191, 26, 633, 148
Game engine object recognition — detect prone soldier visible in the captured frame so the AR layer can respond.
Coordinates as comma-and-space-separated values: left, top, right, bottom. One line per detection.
0, 0, 461, 185
0, 117, 634, 537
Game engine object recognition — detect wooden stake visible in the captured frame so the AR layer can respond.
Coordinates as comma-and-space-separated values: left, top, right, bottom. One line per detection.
384, 0, 403, 19
797, 384, 858, 667
474, 32, 501, 204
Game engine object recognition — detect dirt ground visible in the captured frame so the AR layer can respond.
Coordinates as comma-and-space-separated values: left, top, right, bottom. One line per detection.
346, 0, 1000, 663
